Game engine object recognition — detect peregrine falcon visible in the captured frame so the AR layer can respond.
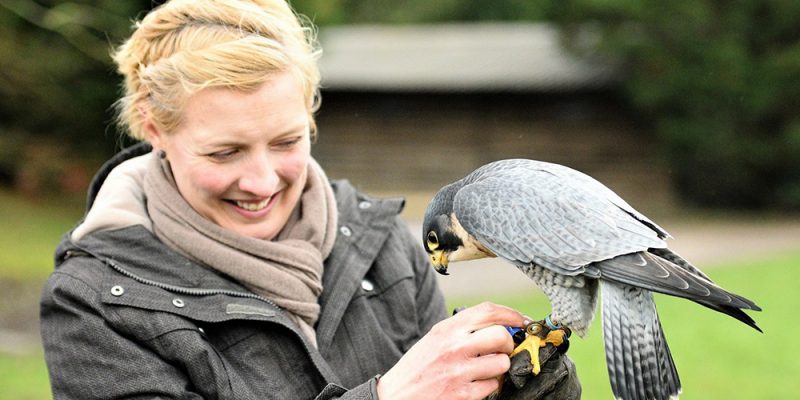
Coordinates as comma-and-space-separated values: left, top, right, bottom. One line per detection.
422, 159, 761, 400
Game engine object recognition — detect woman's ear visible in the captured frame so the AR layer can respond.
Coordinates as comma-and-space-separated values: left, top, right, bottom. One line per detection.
139, 104, 165, 151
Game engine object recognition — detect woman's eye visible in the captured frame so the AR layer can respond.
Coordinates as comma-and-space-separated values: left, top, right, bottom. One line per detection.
208, 149, 238, 160
273, 137, 302, 150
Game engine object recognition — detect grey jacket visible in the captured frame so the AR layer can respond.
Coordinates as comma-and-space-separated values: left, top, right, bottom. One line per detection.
40, 144, 447, 399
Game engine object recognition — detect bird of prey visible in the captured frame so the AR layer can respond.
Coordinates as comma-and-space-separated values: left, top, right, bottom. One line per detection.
422, 159, 761, 400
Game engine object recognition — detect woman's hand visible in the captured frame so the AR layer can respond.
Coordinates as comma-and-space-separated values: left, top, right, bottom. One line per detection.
376, 302, 529, 400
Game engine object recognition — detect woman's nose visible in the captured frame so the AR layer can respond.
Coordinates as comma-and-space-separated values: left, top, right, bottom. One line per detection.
238, 153, 279, 196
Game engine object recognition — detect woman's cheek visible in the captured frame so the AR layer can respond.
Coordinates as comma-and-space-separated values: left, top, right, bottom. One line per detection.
281, 145, 311, 181
190, 166, 234, 197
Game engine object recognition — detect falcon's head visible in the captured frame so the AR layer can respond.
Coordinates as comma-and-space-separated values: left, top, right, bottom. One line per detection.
423, 182, 495, 275
423, 213, 462, 275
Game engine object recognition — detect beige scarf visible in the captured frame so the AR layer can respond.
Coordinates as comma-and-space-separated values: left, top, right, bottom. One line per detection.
142, 154, 337, 347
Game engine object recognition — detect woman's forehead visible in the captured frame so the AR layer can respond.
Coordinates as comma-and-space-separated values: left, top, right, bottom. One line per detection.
177, 73, 309, 140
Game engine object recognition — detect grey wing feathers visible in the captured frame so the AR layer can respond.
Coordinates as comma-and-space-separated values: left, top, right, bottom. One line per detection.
602, 281, 681, 400
648, 247, 712, 282
588, 251, 762, 331
587, 252, 759, 311
453, 160, 667, 275
534, 160, 671, 240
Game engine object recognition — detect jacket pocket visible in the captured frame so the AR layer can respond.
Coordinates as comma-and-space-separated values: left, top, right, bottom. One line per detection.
101, 282, 208, 341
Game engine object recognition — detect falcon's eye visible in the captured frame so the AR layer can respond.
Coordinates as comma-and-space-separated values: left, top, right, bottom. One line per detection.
426, 231, 439, 250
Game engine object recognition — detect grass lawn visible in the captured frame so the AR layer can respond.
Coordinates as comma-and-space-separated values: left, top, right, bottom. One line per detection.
2, 251, 796, 399
0, 352, 51, 400
0, 190, 84, 282
448, 251, 800, 400
1, 188, 796, 398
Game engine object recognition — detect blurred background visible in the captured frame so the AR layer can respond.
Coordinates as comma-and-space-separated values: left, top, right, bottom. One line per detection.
1, 0, 799, 398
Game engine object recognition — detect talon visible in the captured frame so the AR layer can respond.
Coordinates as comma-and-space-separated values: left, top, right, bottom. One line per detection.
510, 334, 543, 375
544, 329, 567, 347
542, 325, 571, 354
510, 318, 573, 376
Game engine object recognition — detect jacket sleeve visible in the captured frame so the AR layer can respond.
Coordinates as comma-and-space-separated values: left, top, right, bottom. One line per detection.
40, 271, 205, 400
315, 378, 380, 400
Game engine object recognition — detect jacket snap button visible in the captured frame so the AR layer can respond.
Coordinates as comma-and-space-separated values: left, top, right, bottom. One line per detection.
172, 298, 185, 308
361, 279, 374, 292
339, 226, 352, 237
358, 201, 371, 209
110, 286, 125, 296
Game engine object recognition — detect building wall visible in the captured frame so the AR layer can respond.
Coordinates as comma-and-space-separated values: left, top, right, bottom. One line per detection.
312, 90, 676, 216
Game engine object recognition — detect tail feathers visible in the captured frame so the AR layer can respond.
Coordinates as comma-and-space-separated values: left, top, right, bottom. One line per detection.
649, 247, 762, 313
695, 300, 763, 333
590, 249, 762, 335
602, 281, 681, 400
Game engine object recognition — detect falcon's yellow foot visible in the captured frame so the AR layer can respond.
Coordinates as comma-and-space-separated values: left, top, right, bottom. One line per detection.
510, 333, 543, 375
544, 328, 567, 347
510, 318, 572, 376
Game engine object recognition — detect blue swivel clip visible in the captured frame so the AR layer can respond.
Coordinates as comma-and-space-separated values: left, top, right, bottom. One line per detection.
505, 326, 527, 345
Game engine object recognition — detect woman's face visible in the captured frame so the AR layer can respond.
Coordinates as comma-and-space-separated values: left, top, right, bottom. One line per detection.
147, 71, 311, 240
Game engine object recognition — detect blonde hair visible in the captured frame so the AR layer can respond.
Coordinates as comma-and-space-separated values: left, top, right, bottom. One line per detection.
112, 0, 321, 141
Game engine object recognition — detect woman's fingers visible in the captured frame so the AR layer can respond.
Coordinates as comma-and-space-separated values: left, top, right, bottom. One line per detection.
442, 353, 508, 399
469, 352, 513, 381
450, 302, 528, 332
456, 354, 510, 399
465, 376, 504, 400
468, 324, 515, 356
376, 302, 530, 400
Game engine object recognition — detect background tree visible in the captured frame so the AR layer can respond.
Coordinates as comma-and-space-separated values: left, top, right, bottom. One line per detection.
2, 0, 799, 209
0, 0, 152, 192
290, 0, 555, 25
549, 0, 800, 209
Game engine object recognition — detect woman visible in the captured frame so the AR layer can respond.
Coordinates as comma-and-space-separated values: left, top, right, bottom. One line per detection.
40, 1, 577, 399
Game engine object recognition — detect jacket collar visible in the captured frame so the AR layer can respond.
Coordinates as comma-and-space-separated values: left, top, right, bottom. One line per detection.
84, 142, 152, 212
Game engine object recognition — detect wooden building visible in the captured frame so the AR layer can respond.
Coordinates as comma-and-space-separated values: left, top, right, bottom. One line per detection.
311, 23, 676, 216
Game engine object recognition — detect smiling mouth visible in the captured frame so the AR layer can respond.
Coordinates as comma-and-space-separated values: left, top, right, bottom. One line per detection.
234, 197, 272, 212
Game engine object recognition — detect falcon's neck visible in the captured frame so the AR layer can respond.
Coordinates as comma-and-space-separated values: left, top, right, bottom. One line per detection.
448, 213, 496, 262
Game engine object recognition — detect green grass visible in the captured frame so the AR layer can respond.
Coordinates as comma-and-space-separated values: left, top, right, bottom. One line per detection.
448, 252, 800, 400
1, 187, 796, 398
0, 190, 84, 282
0, 252, 797, 399
0, 352, 51, 400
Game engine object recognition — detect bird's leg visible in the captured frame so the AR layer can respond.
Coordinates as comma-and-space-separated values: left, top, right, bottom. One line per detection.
510, 315, 572, 376
541, 314, 571, 349
510, 330, 544, 374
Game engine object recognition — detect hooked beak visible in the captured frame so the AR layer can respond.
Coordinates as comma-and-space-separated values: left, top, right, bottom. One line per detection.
430, 250, 449, 275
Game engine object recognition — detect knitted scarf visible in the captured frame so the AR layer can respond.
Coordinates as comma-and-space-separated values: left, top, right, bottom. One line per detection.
142, 154, 337, 346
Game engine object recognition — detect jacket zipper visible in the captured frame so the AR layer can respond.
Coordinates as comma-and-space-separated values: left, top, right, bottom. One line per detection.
107, 259, 282, 308
65, 249, 281, 310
